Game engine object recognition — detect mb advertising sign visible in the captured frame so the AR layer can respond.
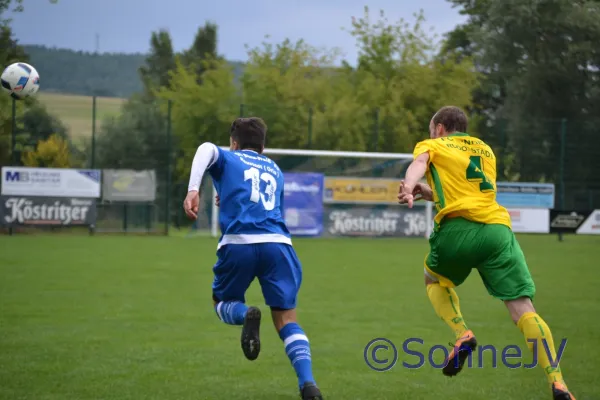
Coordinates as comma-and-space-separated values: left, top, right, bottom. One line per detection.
1, 167, 101, 198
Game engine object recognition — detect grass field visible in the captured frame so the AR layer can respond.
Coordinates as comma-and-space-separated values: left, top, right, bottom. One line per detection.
1, 234, 599, 400
37, 92, 125, 142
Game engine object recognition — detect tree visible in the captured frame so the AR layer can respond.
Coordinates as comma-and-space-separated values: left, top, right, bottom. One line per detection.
5, 101, 77, 167
138, 23, 221, 98
139, 30, 176, 96
158, 9, 477, 163
158, 58, 238, 179
241, 39, 348, 149
94, 94, 170, 171
0, 2, 29, 165
0, 0, 58, 166
21, 101, 68, 142
22, 133, 72, 167
445, 0, 600, 190
344, 7, 477, 152
180, 22, 221, 80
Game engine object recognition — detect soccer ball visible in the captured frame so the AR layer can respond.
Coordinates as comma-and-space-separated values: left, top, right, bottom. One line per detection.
1, 62, 40, 100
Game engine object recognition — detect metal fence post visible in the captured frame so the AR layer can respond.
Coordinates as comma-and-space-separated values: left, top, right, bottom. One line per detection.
8, 98, 15, 237
373, 108, 380, 152
123, 204, 128, 233
11, 98, 17, 165
165, 99, 172, 236
307, 107, 313, 148
498, 120, 507, 181
91, 95, 97, 168
558, 118, 567, 242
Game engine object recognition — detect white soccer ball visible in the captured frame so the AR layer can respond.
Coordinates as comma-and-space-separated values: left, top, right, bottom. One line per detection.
1, 62, 40, 100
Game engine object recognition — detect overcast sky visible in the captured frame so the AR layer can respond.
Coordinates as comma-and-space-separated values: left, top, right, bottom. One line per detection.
10, 0, 465, 62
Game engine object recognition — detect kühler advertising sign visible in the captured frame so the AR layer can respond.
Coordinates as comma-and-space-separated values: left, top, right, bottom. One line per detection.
323, 177, 402, 205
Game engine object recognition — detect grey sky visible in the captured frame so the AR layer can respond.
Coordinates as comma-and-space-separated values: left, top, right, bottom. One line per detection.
10, 0, 465, 62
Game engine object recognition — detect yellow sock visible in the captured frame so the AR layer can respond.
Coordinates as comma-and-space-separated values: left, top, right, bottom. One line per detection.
517, 312, 566, 388
426, 283, 469, 339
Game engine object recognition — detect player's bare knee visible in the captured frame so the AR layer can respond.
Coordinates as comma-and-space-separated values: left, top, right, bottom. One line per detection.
504, 297, 535, 324
270, 307, 297, 332
424, 268, 438, 286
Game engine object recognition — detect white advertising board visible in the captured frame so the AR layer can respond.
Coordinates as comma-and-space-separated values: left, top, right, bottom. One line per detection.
576, 210, 600, 235
508, 208, 549, 233
1, 167, 101, 198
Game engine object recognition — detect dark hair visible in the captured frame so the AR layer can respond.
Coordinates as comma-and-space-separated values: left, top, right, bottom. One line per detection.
432, 106, 468, 133
230, 117, 267, 153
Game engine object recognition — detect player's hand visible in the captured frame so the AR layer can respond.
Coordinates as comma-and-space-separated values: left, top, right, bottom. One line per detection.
215, 195, 220, 207
183, 190, 200, 220
399, 181, 433, 206
417, 183, 433, 202
398, 181, 416, 208
411, 182, 434, 202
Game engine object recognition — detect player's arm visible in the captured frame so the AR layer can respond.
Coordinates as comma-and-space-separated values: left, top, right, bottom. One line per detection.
400, 152, 430, 208
183, 143, 220, 220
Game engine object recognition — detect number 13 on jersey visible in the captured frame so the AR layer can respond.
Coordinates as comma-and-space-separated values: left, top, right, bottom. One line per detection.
244, 167, 277, 210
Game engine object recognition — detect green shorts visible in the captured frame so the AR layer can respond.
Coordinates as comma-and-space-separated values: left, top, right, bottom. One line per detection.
425, 217, 536, 301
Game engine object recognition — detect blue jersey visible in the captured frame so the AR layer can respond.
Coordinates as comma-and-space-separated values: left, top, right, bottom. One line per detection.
208, 148, 291, 249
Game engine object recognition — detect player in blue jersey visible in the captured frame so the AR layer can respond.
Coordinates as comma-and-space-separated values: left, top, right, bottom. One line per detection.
183, 117, 323, 400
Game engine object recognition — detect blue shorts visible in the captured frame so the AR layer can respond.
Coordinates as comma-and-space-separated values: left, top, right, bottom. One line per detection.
211, 243, 302, 310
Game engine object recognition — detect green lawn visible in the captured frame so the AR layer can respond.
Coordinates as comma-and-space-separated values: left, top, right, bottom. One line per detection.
37, 92, 125, 142
0, 235, 598, 399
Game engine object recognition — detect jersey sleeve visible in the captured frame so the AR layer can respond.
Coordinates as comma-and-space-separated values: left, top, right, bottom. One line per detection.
413, 139, 436, 163
188, 142, 221, 191
207, 146, 227, 180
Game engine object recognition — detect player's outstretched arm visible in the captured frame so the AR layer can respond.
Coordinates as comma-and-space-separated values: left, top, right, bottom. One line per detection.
183, 142, 219, 220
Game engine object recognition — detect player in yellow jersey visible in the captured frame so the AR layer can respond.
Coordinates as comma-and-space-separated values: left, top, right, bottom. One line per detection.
398, 106, 576, 400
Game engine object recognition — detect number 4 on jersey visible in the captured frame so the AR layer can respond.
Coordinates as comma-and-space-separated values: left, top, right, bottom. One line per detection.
244, 167, 277, 210
466, 156, 495, 192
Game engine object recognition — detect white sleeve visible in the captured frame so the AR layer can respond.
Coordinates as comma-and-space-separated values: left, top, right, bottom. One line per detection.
187, 142, 219, 192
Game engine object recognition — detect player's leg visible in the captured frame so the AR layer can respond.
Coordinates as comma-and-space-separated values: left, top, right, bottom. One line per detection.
211, 244, 262, 360
424, 218, 483, 376
477, 226, 575, 399
257, 243, 322, 400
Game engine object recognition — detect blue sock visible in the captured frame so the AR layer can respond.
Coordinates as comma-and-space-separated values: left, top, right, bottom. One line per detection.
279, 322, 316, 389
215, 301, 248, 325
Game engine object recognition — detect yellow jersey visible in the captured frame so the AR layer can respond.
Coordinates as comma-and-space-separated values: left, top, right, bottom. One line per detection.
413, 133, 511, 228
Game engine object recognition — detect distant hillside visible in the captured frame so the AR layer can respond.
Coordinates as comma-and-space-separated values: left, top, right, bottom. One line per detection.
23, 45, 245, 98
37, 92, 125, 142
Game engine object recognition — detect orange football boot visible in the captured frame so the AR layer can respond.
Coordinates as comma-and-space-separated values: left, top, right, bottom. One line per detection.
443, 330, 477, 377
552, 382, 576, 400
